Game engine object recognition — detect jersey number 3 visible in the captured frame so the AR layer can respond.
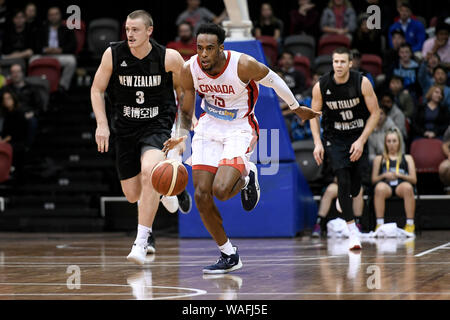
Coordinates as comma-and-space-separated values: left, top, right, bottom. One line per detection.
136, 91, 145, 104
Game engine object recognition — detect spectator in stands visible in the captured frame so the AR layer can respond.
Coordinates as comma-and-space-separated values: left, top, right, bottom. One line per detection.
371, 127, 417, 234
352, 13, 383, 57
418, 52, 441, 95
24, 2, 40, 35
319, 0, 357, 40
438, 125, 450, 188
368, 105, 400, 163
388, 2, 426, 55
383, 28, 406, 75
277, 51, 306, 98
411, 85, 450, 141
0, 0, 8, 39
1, 9, 34, 61
420, 65, 450, 112
350, 49, 375, 88
379, 91, 407, 139
387, 43, 421, 98
175, 0, 225, 34
31, 6, 77, 92
289, 0, 320, 39
312, 176, 364, 237
6, 63, 42, 148
0, 89, 27, 181
166, 22, 196, 61
388, 74, 415, 119
302, 72, 322, 100
253, 3, 283, 42
422, 20, 450, 66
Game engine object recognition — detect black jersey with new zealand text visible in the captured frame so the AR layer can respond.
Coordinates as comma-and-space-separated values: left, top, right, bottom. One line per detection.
108, 38, 176, 133
319, 70, 370, 140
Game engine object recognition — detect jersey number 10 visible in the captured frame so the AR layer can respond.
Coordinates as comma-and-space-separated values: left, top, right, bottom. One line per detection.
340, 110, 354, 121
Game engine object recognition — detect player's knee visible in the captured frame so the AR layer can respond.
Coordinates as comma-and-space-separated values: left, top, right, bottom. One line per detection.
123, 187, 140, 203
194, 187, 214, 210
140, 166, 154, 188
212, 183, 230, 201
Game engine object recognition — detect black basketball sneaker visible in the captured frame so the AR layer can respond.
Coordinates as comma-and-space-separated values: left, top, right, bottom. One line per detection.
241, 162, 260, 211
203, 247, 243, 274
177, 189, 192, 214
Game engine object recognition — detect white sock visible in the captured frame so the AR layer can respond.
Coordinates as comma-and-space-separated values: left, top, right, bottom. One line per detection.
135, 224, 151, 246
406, 219, 414, 225
347, 222, 358, 233
242, 176, 250, 189
219, 239, 235, 256
377, 218, 384, 225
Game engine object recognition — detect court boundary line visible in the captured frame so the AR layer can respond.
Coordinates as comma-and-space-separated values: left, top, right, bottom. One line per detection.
0, 282, 207, 300
414, 242, 450, 257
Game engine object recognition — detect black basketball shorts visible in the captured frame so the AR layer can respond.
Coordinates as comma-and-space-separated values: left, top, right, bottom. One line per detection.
114, 128, 171, 181
323, 135, 369, 174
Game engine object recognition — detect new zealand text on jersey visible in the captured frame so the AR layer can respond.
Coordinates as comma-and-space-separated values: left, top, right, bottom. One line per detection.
118, 75, 162, 87
325, 97, 360, 110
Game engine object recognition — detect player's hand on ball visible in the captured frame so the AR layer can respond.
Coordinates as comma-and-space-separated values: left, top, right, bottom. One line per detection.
95, 125, 110, 153
162, 135, 187, 155
294, 106, 321, 122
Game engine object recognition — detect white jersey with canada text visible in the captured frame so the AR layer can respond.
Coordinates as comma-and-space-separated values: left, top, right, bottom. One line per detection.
188, 50, 259, 121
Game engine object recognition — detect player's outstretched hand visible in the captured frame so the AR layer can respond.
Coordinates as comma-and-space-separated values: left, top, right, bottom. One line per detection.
294, 106, 321, 121
162, 135, 187, 156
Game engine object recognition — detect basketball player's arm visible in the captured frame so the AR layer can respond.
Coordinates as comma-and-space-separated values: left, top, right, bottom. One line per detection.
310, 82, 324, 166
349, 77, 381, 162
91, 47, 113, 153
162, 49, 190, 155
162, 60, 195, 155
238, 54, 321, 121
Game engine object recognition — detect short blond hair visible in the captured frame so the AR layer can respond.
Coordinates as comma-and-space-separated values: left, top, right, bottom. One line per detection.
127, 10, 153, 27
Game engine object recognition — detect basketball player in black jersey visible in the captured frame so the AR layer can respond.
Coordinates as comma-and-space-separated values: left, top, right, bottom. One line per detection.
310, 47, 380, 250
90, 10, 187, 265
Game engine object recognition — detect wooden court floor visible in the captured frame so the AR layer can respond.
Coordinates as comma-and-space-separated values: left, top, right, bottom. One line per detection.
0, 231, 448, 300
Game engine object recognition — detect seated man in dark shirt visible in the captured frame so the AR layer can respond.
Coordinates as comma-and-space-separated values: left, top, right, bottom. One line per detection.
6, 63, 43, 148
29, 6, 77, 91
1, 9, 34, 61
277, 51, 306, 100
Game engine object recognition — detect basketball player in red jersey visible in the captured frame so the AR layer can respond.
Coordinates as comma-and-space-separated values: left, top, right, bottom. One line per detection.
165, 23, 320, 274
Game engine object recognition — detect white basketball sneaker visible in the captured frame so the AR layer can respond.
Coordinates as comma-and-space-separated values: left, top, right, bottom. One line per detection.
127, 243, 148, 265
348, 230, 362, 251
161, 195, 179, 213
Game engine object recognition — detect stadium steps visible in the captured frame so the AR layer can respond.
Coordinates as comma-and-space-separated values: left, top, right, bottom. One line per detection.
0, 86, 119, 231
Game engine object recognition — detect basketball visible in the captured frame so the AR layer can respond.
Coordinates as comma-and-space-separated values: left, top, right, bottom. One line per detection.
151, 159, 189, 196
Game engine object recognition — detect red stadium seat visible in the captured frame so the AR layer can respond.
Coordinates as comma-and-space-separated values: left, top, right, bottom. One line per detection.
28, 58, 62, 93
317, 34, 350, 56
257, 36, 278, 67
0, 142, 13, 183
410, 138, 446, 173
293, 55, 311, 87
360, 54, 383, 77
